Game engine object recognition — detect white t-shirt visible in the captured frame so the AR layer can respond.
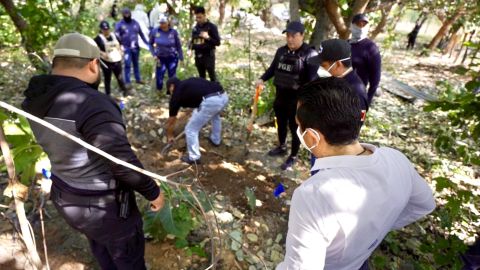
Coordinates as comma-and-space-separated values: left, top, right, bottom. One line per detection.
276, 144, 435, 270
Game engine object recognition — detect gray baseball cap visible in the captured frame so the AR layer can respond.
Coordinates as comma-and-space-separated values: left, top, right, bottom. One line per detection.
53, 33, 100, 60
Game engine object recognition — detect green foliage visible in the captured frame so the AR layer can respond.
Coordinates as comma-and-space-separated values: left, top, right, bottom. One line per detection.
0, 110, 45, 185
244, 187, 256, 212
0, 14, 21, 48
143, 184, 211, 250
424, 77, 480, 164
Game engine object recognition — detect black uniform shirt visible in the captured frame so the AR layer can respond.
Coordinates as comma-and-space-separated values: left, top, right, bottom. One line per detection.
344, 70, 369, 111
169, 78, 224, 117
190, 20, 221, 53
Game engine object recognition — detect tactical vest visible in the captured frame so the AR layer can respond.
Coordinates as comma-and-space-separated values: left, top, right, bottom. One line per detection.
273, 46, 310, 90
99, 34, 122, 63
29, 115, 117, 192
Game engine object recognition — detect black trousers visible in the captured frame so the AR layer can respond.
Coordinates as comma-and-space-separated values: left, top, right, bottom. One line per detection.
51, 184, 146, 270
101, 61, 127, 95
195, 54, 216, 82
273, 98, 300, 157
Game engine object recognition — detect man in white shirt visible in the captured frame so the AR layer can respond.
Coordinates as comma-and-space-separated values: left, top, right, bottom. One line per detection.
276, 77, 436, 270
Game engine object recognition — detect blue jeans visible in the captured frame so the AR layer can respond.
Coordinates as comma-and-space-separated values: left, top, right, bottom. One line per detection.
185, 93, 229, 160
156, 56, 178, 90
123, 47, 141, 84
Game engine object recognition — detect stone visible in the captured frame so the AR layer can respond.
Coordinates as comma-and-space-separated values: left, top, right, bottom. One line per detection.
255, 175, 266, 181
235, 249, 244, 261
246, 233, 258, 242
255, 199, 263, 207
275, 233, 283, 243
231, 207, 245, 219
230, 230, 242, 251
266, 238, 273, 246
270, 250, 284, 263
149, 130, 157, 137
215, 194, 225, 201
272, 243, 283, 252
217, 211, 234, 223
249, 266, 256, 270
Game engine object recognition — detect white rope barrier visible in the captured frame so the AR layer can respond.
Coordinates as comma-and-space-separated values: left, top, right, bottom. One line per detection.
0, 101, 179, 187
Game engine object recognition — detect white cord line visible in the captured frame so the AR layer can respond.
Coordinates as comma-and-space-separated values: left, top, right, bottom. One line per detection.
0, 101, 179, 187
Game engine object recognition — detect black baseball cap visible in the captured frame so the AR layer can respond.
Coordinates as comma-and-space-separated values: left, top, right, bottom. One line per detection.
122, 8, 131, 15
308, 39, 351, 65
352, 13, 369, 24
99, 21, 110, 30
282, 21, 305, 34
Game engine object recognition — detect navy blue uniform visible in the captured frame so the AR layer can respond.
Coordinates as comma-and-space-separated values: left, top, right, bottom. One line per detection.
260, 43, 318, 157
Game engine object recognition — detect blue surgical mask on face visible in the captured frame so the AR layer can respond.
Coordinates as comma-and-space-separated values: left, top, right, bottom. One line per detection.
296, 127, 320, 152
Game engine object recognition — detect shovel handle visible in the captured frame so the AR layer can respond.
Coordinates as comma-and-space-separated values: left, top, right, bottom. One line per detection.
247, 85, 264, 132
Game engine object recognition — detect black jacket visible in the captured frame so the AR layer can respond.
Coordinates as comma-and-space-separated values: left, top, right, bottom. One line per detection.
22, 75, 159, 200
190, 20, 221, 54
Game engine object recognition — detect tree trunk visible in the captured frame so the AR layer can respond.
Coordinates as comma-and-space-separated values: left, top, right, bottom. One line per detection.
260, 1, 272, 28
324, 0, 349, 39
348, 0, 370, 22
219, 0, 227, 26
309, 2, 330, 48
0, 0, 48, 71
445, 26, 462, 56
369, 2, 395, 40
261, 8, 271, 27
290, 0, 300, 22
453, 32, 468, 63
427, 8, 464, 50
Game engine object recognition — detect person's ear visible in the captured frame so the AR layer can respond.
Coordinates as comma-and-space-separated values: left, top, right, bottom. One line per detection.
88, 59, 98, 74
304, 128, 321, 147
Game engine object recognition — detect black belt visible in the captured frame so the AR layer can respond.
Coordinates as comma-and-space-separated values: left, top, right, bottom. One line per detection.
52, 186, 117, 206
203, 91, 225, 100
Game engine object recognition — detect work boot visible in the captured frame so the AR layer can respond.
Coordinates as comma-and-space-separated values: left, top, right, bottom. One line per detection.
280, 155, 297, 171
123, 88, 133, 97
268, 144, 287, 156
180, 155, 201, 165
136, 80, 146, 85
208, 137, 220, 147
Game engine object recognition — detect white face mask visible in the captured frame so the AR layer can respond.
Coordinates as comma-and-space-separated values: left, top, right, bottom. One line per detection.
296, 127, 320, 152
317, 57, 351, 78
317, 66, 332, 78
350, 24, 369, 41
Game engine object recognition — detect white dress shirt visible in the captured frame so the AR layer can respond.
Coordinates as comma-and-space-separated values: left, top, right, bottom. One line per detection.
276, 143, 435, 270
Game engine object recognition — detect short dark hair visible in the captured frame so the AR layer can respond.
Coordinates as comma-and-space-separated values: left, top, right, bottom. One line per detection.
166, 77, 181, 91
52, 57, 91, 69
296, 77, 362, 146
194, 6, 205, 14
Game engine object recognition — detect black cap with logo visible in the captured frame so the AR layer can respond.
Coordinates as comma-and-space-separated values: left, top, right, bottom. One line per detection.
308, 39, 351, 65
282, 21, 305, 34
352, 13, 369, 24
99, 21, 110, 30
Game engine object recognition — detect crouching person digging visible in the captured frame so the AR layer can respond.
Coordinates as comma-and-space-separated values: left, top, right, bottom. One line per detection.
165, 77, 229, 164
